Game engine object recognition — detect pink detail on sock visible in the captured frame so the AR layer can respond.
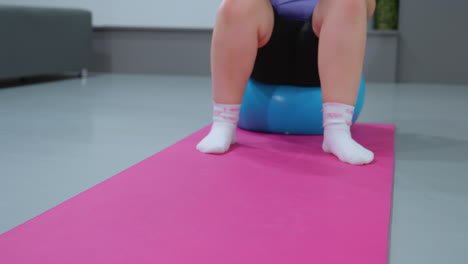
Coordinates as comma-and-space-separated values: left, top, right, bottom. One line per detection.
214, 111, 222, 116
323, 102, 345, 106
325, 113, 344, 118
346, 109, 354, 114
229, 107, 241, 111
217, 115, 238, 121
346, 120, 352, 126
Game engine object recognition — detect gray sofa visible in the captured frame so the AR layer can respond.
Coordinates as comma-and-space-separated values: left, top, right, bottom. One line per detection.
0, 5, 92, 80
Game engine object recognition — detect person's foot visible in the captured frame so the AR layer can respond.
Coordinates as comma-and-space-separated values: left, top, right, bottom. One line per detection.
196, 122, 237, 154
322, 103, 374, 165
196, 102, 240, 154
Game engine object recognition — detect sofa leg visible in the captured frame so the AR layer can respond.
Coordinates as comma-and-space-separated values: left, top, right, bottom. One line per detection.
80, 68, 88, 78
80, 68, 88, 85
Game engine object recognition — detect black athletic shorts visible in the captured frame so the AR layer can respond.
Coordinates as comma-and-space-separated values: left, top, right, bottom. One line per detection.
251, 7, 320, 87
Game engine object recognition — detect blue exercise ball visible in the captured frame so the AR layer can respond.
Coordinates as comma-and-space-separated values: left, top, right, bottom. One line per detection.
238, 77, 366, 135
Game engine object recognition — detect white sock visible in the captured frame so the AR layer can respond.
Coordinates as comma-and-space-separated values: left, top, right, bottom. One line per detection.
322, 102, 374, 165
196, 102, 240, 154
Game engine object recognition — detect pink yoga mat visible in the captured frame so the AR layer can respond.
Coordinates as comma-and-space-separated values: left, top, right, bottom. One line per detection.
0, 124, 395, 264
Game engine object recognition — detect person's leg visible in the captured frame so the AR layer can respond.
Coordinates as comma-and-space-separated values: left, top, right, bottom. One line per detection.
312, 0, 376, 165
197, 0, 274, 154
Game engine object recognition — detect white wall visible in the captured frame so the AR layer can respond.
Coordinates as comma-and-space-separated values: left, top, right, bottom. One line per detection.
0, 0, 222, 29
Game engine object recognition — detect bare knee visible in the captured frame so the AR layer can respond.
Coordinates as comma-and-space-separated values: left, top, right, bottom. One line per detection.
313, 0, 371, 36
217, 0, 273, 46
217, 0, 259, 23
336, 0, 368, 23
340, 0, 376, 20
366, 0, 376, 19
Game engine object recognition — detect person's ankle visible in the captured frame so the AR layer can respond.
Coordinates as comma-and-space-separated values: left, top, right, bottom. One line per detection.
196, 102, 240, 154
322, 102, 374, 165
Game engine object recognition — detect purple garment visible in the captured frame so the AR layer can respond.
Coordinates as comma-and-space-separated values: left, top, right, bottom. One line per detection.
270, 0, 319, 21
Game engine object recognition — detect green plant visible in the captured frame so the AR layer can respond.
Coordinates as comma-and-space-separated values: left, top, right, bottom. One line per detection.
374, 0, 399, 30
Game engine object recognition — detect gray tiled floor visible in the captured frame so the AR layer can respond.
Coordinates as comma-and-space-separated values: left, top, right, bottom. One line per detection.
1, 73, 467, 263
